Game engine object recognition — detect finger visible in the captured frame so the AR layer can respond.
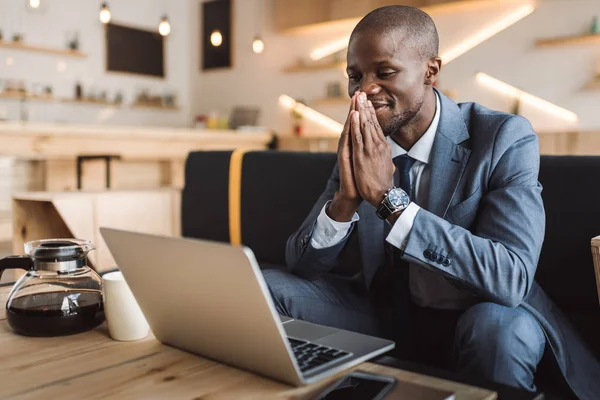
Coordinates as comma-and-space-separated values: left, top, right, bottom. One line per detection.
350, 110, 364, 154
358, 93, 374, 152
338, 94, 356, 153
338, 112, 353, 153
340, 92, 357, 141
367, 100, 387, 143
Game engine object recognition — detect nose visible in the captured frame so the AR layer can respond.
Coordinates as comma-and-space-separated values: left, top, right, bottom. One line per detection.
359, 76, 381, 96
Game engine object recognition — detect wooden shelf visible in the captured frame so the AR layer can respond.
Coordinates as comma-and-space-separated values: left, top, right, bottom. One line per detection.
0, 93, 122, 107
62, 98, 121, 107
283, 60, 346, 73
0, 41, 87, 58
0, 93, 180, 110
0, 92, 57, 102
131, 103, 180, 111
312, 97, 349, 106
536, 33, 600, 48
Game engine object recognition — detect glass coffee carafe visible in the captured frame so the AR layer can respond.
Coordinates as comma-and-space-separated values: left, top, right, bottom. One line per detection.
0, 239, 105, 337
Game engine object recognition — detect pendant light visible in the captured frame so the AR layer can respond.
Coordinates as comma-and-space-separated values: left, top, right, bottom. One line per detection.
99, 3, 111, 24
158, 15, 170, 36
252, 37, 264, 54
29, 0, 40, 9
252, 0, 264, 54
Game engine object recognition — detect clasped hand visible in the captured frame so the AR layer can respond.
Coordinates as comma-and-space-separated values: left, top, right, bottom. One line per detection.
330, 92, 394, 221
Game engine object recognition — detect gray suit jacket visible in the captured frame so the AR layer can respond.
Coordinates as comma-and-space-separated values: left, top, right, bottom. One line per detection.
286, 89, 600, 399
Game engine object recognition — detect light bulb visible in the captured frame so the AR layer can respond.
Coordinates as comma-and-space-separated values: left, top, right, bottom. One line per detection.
100, 3, 111, 24
210, 30, 223, 47
29, 0, 40, 9
158, 16, 170, 36
252, 37, 264, 54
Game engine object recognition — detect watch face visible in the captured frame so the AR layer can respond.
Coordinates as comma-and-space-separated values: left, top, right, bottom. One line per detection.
388, 188, 410, 208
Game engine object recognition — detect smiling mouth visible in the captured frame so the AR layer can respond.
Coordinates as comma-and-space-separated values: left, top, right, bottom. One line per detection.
372, 103, 390, 114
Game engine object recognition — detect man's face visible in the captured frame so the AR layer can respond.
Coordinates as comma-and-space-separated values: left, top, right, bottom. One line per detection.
347, 30, 427, 137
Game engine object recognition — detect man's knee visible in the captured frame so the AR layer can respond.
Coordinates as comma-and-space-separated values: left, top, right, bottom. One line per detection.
456, 302, 545, 356
261, 268, 307, 317
455, 302, 545, 390
262, 268, 294, 298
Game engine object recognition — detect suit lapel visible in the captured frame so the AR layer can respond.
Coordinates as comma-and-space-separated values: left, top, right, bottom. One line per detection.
427, 90, 471, 218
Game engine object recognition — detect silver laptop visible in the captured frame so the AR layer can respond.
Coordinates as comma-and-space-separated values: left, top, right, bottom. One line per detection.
99, 228, 395, 386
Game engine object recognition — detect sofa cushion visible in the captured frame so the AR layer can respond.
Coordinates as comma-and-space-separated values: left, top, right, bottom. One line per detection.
182, 151, 232, 243
182, 150, 336, 266
536, 156, 600, 356
239, 151, 336, 266
536, 156, 600, 312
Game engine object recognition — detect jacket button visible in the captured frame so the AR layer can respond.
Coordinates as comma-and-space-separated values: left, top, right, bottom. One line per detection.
423, 250, 432, 260
437, 255, 445, 264
443, 258, 451, 267
431, 251, 438, 261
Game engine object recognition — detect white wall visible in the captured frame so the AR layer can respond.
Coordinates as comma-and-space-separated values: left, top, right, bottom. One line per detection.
0, 0, 193, 127
192, 0, 600, 135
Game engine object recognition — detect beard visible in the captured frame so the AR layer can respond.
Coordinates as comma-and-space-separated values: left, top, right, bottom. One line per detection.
379, 97, 424, 137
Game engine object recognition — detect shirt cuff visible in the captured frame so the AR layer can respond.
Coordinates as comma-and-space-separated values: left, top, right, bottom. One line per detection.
385, 202, 421, 251
311, 201, 360, 249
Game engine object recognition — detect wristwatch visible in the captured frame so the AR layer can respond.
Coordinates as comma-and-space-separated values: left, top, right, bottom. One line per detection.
376, 187, 410, 220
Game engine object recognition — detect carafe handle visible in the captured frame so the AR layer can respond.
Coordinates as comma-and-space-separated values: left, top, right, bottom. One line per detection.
0, 256, 33, 279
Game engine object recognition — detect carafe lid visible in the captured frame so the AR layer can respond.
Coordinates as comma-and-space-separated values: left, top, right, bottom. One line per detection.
24, 239, 94, 271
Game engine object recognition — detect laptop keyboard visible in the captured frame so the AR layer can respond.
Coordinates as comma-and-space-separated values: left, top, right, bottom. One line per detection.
287, 337, 352, 374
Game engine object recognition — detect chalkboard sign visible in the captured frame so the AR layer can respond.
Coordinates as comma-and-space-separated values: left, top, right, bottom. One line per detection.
106, 23, 165, 78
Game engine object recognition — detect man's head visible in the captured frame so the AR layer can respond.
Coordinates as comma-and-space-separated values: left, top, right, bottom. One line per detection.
347, 6, 441, 137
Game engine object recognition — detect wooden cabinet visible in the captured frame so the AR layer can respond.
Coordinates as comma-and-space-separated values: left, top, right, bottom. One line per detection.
273, 0, 330, 32
274, 0, 473, 32
371, 0, 426, 8
5, 189, 181, 283
329, 0, 373, 22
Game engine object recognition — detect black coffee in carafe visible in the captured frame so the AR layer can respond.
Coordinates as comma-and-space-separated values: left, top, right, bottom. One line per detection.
6, 290, 105, 337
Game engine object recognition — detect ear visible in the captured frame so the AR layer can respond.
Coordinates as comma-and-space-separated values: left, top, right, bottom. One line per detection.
424, 57, 442, 86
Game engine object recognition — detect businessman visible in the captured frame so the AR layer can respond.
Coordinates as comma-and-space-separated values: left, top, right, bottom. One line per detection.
263, 5, 600, 399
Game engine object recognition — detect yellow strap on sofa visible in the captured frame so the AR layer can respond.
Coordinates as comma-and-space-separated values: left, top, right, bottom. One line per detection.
228, 149, 248, 245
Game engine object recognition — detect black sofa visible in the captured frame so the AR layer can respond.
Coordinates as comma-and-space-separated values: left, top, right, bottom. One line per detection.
182, 151, 600, 398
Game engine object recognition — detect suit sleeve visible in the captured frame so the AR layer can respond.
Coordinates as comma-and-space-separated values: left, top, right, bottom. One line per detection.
402, 116, 545, 307
285, 163, 356, 280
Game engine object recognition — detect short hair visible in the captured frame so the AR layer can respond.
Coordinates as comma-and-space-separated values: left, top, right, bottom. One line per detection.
350, 5, 439, 59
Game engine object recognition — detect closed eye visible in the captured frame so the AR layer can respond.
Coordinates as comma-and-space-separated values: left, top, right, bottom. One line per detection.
378, 71, 396, 78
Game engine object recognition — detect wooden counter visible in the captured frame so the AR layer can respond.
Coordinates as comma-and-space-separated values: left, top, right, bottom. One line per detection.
0, 122, 273, 191
0, 122, 273, 160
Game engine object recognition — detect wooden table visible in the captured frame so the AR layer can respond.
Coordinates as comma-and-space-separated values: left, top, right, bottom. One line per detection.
0, 286, 496, 399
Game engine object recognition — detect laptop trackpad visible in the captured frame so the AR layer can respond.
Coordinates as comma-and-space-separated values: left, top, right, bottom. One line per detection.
283, 319, 339, 341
